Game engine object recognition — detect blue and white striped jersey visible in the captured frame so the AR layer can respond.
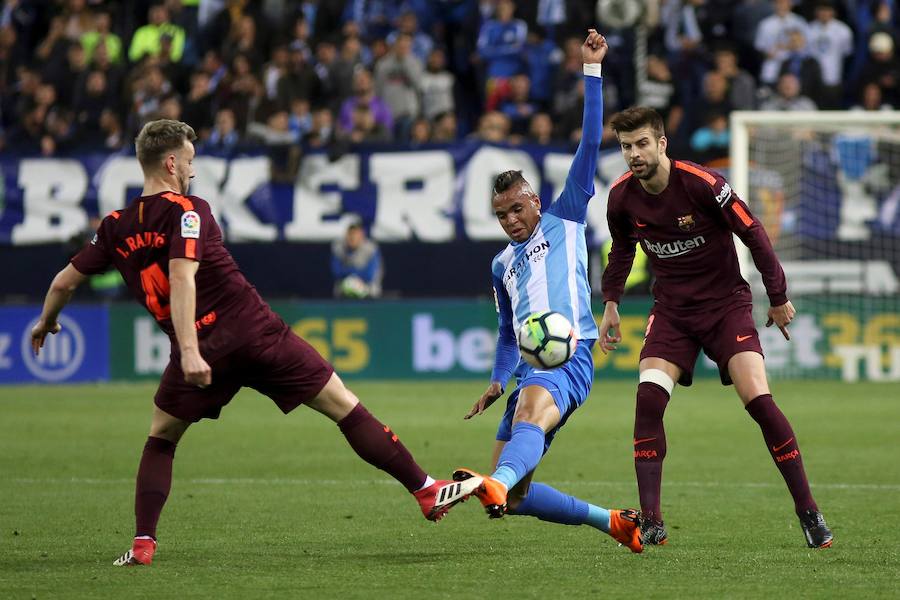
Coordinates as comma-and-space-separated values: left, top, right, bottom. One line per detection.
490, 74, 603, 387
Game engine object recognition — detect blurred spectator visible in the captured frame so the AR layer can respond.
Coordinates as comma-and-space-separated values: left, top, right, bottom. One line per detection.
222, 13, 263, 71
409, 117, 431, 145
535, 0, 566, 40
474, 110, 511, 143
342, 0, 399, 40
248, 109, 302, 182
662, 0, 708, 103
288, 97, 313, 140
552, 35, 583, 116
760, 72, 818, 110
98, 108, 124, 150
420, 48, 455, 121
689, 111, 730, 164
262, 43, 289, 102
305, 106, 335, 148
638, 55, 684, 138
523, 25, 562, 108
754, 0, 809, 86
313, 39, 345, 111
431, 110, 458, 142
343, 102, 392, 143
387, 10, 434, 64
555, 77, 585, 143
72, 70, 114, 144
421, 48, 456, 120
128, 65, 171, 134
776, 29, 824, 104
477, 0, 527, 98
158, 93, 182, 121
286, 16, 313, 64
851, 81, 892, 111
690, 71, 732, 137
206, 107, 240, 150
528, 111, 554, 145
375, 32, 423, 138
217, 53, 263, 131
806, 0, 853, 108
182, 70, 214, 139
498, 73, 537, 135
331, 218, 383, 299
338, 68, 392, 136
277, 43, 320, 108
80, 10, 123, 65
0, 24, 24, 98
712, 45, 757, 110
128, 4, 186, 64
61, 0, 92, 41
859, 32, 900, 105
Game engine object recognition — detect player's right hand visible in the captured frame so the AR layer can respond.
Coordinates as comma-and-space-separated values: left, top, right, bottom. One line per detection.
181, 349, 212, 387
464, 382, 503, 419
30, 319, 61, 355
598, 301, 621, 354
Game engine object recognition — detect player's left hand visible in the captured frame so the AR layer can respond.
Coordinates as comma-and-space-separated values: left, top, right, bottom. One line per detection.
31, 319, 61, 355
464, 382, 503, 419
766, 301, 795, 341
582, 29, 608, 64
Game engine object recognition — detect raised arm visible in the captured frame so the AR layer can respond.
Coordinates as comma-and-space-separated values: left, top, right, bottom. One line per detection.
548, 30, 608, 222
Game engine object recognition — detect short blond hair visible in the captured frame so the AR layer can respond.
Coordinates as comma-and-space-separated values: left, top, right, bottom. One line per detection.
135, 119, 197, 171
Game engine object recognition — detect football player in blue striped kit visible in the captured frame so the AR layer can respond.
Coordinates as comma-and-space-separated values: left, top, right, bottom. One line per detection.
449, 29, 642, 553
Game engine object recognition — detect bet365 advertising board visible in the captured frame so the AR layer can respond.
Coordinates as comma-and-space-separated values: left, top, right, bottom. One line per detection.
4, 298, 896, 384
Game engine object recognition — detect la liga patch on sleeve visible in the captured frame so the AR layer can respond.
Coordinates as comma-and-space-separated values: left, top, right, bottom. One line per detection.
181, 211, 201, 239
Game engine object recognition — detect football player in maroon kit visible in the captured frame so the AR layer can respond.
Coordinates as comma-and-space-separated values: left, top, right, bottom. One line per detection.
598, 107, 833, 549
30, 119, 482, 567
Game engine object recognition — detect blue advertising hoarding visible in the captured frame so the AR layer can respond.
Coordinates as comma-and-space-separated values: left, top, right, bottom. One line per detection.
0, 306, 109, 383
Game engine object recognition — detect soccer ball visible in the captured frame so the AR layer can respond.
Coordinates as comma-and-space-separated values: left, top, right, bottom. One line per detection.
517, 311, 577, 369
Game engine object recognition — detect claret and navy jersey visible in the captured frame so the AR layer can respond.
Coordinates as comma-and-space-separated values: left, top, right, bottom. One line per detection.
603, 160, 787, 312
72, 191, 282, 362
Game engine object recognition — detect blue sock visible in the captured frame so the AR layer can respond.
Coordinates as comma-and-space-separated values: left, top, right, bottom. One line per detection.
492, 422, 546, 490
507, 482, 590, 525
585, 503, 611, 532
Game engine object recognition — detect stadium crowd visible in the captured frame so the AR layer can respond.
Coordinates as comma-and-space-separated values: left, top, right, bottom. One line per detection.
0, 0, 898, 165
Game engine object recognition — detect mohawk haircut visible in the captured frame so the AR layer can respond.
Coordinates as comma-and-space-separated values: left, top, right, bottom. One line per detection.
609, 107, 666, 139
492, 170, 528, 197
135, 119, 197, 171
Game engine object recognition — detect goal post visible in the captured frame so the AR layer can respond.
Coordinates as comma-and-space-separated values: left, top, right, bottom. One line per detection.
729, 111, 900, 381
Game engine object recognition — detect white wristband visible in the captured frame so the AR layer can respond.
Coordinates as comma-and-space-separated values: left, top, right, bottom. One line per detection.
583, 63, 602, 78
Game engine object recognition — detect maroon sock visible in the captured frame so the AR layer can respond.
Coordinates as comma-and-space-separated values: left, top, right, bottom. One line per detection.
134, 436, 177, 539
337, 403, 427, 493
745, 394, 817, 514
633, 382, 669, 523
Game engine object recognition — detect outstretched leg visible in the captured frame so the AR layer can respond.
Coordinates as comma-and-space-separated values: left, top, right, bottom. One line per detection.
729, 351, 832, 548
308, 373, 480, 521
114, 406, 190, 566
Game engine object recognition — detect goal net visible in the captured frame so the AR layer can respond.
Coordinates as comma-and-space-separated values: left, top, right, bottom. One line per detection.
729, 111, 900, 382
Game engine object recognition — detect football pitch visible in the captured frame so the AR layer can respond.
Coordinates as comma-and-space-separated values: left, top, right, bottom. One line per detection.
1, 380, 898, 599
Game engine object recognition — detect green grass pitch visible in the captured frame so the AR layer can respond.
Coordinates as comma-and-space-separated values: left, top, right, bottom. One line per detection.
1, 380, 898, 599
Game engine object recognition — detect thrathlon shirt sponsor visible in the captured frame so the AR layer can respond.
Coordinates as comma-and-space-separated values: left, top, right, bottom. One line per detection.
642, 235, 706, 259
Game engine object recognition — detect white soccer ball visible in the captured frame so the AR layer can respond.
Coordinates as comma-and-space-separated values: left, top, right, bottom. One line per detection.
517, 311, 578, 369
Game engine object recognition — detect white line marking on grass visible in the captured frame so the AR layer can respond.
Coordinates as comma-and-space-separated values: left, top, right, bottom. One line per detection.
10, 478, 900, 491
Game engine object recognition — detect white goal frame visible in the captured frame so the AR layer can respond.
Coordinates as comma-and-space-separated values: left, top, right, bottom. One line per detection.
729, 110, 900, 281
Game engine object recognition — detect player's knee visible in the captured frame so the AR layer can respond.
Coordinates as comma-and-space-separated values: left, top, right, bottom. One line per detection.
308, 373, 359, 421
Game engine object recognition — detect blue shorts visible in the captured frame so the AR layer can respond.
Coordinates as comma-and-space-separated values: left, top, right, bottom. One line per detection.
496, 339, 595, 453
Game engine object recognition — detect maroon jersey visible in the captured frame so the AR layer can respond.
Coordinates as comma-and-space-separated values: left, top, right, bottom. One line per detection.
603, 160, 787, 311
72, 191, 282, 360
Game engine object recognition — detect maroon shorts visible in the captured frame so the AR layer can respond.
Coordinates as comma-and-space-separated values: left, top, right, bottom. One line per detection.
639, 302, 764, 386
155, 323, 334, 422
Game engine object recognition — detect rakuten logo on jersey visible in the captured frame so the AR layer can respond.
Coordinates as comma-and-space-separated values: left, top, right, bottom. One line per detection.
643, 235, 706, 259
